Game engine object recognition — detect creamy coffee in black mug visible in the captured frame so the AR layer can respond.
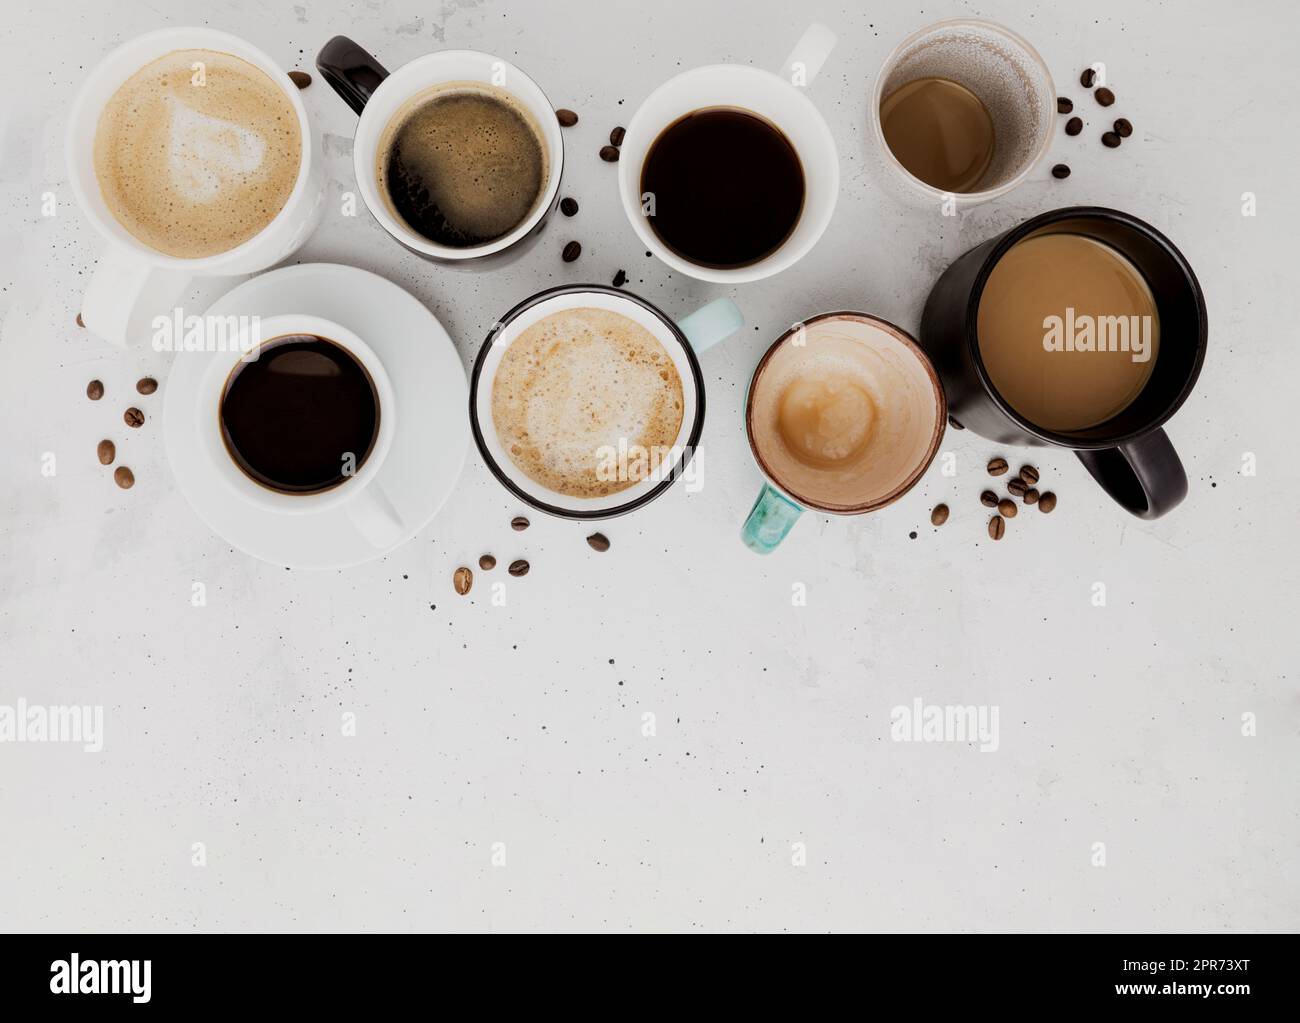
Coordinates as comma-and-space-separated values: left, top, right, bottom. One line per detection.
921, 206, 1207, 519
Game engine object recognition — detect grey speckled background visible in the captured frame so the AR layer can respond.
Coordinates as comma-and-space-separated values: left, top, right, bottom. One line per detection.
1, 0, 1297, 932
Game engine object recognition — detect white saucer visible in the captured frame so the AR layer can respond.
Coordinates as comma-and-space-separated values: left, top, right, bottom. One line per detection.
163, 263, 469, 569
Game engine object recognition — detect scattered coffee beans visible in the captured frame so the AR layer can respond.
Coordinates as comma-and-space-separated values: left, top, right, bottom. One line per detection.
508, 559, 530, 577
1019, 465, 1040, 486
1038, 492, 1058, 513
1095, 86, 1115, 107
76, 312, 85, 328
1057, 97, 1073, 114
86, 379, 104, 400
930, 504, 949, 526
1052, 163, 1071, 179
97, 439, 115, 465
1008, 478, 1028, 498
479, 554, 496, 570
609, 126, 625, 146
288, 70, 312, 89
1113, 117, 1133, 138
453, 566, 473, 595
1080, 68, 1096, 88
1065, 116, 1083, 136
599, 145, 620, 162
987, 457, 1009, 476
136, 376, 158, 395
1101, 131, 1121, 148
586, 532, 611, 552
997, 498, 1018, 518
556, 108, 578, 127
113, 466, 134, 489
511, 516, 530, 531
988, 515, 1005, 541
1024, 488, 1040, 505
562, 241, 582, 262
612, 269, 627, 287
980, 490, 999, 508
124, 407, 144, 428
560, 197, 579, 216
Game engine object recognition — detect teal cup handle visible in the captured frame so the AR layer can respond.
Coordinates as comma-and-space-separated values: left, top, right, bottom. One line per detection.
676, 297, 744, 352
741, 483, 804, 554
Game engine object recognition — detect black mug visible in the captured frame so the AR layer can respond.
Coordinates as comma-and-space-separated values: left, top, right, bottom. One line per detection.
315, 37, 564, 266
920, 206, 1207, 519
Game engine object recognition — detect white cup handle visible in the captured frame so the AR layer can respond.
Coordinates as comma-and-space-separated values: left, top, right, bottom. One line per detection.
345, 479, 406, 549
81, 241, 192, 348
779, 22, 837, 87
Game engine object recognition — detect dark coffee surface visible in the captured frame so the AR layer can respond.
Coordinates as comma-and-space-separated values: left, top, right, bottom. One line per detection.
381, 88, 546, 248
640, 107, 804, 269
221, 334, 379, 494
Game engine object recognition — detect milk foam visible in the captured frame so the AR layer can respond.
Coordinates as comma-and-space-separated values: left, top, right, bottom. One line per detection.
491, 308, 685, 498
167, 99, 268, 202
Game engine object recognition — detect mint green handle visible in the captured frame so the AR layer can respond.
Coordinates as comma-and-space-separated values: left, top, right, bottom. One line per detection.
741, 483, 804, 554
676, 297, 743, 353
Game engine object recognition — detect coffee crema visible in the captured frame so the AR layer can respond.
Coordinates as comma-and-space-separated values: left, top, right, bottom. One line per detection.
976, 232, 1160, 432
377, 82, 547, 248
221, 334, 379, 494
491, 307, 684, 498
93, 49, 301, 258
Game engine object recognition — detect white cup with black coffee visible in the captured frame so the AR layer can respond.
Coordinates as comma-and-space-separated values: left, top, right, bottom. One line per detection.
316, 37, 563, 265
67, 28, 324, 347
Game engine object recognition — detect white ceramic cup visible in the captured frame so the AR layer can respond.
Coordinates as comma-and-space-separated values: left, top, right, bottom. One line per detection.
617, 23, 839, 284
66, 27, 324, 348
316, 36, 564, 264
869, 18, 1055, 208
196, 314, 405, 548
470, 286, 743, 519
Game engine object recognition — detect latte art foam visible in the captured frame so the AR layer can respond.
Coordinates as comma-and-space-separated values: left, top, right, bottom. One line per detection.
491, 308, 685, 498
93, 49, 301, 258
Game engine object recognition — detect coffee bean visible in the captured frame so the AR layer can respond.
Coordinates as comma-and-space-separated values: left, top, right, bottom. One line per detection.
97, 439, 115, 465
511, 516, 530, 531
1057, 97, 1074, 114
508, 559, 530, 577
76, 312, 85, 328
586, 532, 610, 552
1095, 86, 1115, 107
1038, 491, 1057, 513
1019, 465, 1040, 486
1065, 116, 1083, 136
560, 197, 579, 217
599, 145, 620, 162
988, 515, 1005, 541
124, 407, 144, 428
980, 490, 998, 508
930, 503, 949, 526
998, 498, 1018, 518
556, 108, 578, 127
948, 415, 964, 430
612, 269, 627, 288
1008, 478, 1028, 498
479, 554, 496, 571
453, 566, 473, 595
1080, 68, 1096, 88
1102, 131, 1121, 148
86, 379, 104, 400
288, 70, 312, 89
1114, 117, 1133, 138
562, 240, 581, 262
1024, 488, 1040, 505
609, 126, 626, 147
987, 457, 1009, 476
1051, 163, 1071, 179
113, 466, 134, 490
136, 376, 158, 395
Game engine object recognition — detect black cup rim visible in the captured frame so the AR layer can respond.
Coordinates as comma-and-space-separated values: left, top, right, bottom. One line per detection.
468, 284, 707, 520
965, 205, 1208, 449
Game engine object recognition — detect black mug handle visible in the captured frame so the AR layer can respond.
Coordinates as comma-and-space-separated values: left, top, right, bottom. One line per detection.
316, 36, 390, 116
1075, 428, 1188, 519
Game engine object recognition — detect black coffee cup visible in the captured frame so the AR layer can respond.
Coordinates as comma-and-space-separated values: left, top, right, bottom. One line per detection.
920, 206, 1207, 519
